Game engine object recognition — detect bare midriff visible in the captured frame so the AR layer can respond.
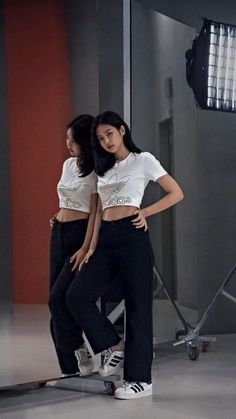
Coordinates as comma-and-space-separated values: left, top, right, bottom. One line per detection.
56, 208, 89, 222
102, 206, 138, 221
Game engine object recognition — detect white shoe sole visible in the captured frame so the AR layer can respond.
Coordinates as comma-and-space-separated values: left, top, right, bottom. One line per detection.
115, 387, 152, 399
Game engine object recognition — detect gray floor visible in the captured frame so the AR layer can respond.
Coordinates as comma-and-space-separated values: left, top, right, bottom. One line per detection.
0, 300, 198, 387
0, 303, 235, 418
0, 303, 60, 386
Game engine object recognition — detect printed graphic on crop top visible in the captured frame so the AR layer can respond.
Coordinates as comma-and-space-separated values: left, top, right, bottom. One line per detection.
98, 174, 132, 207
57, 157, 97, 213
97, 152, 167, 210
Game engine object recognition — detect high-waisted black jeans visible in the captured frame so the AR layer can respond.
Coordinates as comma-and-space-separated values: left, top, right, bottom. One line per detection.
66, 215, 154, 382
49, 218, 88, 374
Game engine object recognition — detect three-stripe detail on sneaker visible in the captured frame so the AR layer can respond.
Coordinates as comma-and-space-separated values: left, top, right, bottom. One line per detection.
130, 383, 144, 393
108, 354, 123, 367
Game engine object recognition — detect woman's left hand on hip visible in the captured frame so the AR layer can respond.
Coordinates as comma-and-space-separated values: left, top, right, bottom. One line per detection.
132, 209, 148, 231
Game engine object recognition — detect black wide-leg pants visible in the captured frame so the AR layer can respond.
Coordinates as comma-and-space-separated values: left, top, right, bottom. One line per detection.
49, 218, 88, 374
66, 216, 154, 383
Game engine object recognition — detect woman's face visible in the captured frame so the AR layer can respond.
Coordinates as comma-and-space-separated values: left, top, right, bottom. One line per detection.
66, 128, 81, 157
96, 124, 125, 154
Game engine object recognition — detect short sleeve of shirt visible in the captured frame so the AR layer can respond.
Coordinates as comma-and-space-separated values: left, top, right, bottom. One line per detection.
60, 158, 72, 180
142, 152, 167, 181
62, 159, 69, 174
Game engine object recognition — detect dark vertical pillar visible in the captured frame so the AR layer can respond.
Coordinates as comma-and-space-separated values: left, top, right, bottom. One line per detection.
98, 0, 124, 115
66, 0, 99, 117
0, 0, 12, 300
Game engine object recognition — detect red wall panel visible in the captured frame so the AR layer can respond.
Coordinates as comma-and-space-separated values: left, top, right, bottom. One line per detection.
5, 0, 72, 302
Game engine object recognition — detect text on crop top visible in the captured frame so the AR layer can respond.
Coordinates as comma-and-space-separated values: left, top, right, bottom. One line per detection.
57, 157, 97, 213
97, 152, 167, 210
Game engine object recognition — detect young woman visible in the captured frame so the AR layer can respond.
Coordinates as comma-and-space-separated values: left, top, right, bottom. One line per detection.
48, 114, 98, 377
66, 111, 184, 399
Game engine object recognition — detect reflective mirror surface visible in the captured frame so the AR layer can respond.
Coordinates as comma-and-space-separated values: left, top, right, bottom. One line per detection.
131, 1, 198, 343
0, 1, 199, 388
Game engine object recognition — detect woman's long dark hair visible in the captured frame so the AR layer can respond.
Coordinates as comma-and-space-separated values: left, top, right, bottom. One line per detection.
91, 111, 141, 176
67, 114, 94, 177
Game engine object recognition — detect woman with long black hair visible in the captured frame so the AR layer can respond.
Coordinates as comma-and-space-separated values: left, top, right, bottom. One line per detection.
66, 111, 184, 399
49, 114, 97, 377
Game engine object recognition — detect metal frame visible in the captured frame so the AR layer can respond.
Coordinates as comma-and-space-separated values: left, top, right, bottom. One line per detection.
173, 262, 236, 360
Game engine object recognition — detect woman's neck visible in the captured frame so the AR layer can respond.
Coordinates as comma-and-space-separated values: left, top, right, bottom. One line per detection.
114, 147, 130, 163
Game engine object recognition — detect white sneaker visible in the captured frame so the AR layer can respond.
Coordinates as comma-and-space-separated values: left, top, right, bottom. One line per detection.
74, 344, 94, 376
115, 381, 152, 399
99, 349, 124, 377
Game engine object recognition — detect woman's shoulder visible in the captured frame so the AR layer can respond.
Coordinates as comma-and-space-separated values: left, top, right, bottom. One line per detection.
62, 157, 78, 171
121, 152, 154, 166
63, 157, 77, 166
61, 156, 75, 168
134, 151, 155, 161
133, 152, 162, 171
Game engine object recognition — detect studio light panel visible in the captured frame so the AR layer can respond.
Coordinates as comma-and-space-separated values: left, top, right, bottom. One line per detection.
186, 18, 236, 112
207, 23, 236, 110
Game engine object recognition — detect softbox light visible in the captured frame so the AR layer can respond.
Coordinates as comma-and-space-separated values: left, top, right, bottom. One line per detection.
186, 18, 236, 112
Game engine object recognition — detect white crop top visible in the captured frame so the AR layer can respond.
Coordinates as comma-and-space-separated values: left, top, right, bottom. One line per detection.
97, 152, 167, 210
57, 157, 97, 213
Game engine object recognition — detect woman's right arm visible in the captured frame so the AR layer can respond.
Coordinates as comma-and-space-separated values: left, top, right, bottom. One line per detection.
79, 196, 103, 270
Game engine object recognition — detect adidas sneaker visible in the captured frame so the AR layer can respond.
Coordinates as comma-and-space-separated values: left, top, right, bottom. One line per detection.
74, 344, 94, 376
115, 381, 152, 399
99, 349, 124, 377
